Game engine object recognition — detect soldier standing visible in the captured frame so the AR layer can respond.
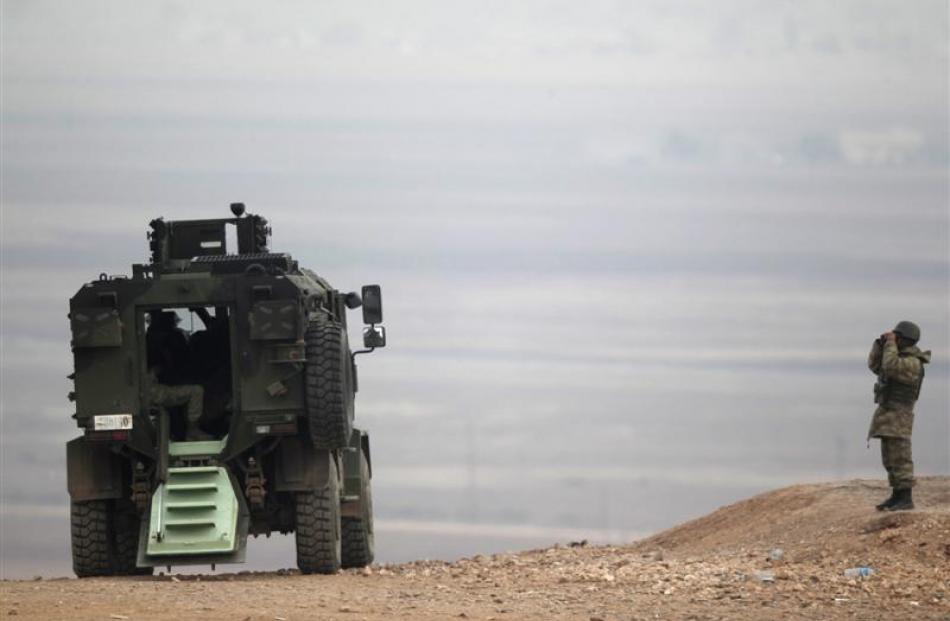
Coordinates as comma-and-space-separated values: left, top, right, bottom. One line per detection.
867, 320, 930, 511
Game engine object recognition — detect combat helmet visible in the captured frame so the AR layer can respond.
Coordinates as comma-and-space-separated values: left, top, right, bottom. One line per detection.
894, 320, 921, 344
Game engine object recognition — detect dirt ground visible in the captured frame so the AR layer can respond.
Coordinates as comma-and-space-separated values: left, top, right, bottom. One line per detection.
3, 477, 948, 621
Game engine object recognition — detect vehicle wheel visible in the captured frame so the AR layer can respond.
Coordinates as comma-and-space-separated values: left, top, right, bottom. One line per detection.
112, 506, 153, 576
341, 450, 374, 568
71, 500, 113, 578
305, 318, 355, 449
295, 458, 342, 574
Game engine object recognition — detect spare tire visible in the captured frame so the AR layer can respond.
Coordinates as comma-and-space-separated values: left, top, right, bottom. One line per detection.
305, 317, 354, 449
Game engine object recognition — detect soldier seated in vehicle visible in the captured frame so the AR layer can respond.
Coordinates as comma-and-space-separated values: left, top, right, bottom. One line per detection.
146, 310, 211, 441
146, 310, 191, 384
188, 307, 229, 375
188, 307, 233, 437
146, 366, 210, 441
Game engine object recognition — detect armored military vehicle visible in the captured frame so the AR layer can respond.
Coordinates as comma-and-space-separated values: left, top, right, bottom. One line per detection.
66, 204, 385, 577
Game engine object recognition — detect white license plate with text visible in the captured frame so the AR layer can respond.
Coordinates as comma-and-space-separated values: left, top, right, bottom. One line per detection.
93, 414, 133, 431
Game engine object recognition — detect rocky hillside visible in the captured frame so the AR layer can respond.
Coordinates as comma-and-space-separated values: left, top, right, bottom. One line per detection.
3, 477, 948, 620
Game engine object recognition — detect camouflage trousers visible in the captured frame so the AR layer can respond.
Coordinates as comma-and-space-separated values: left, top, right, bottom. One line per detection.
149, 383, 207, 440
880, 436, 914, 490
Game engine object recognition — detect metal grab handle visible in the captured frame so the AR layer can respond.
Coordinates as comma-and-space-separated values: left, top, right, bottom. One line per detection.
155, 407, 170, 542
154, 485, 165, 542
157, 408, 169, 484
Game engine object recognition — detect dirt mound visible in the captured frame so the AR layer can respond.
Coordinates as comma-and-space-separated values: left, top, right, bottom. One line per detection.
638, 476, 950, 566
3, 478, 948, 620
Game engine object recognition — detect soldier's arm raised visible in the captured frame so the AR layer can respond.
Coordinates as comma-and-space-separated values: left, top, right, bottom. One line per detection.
868, 339, 883, 374
881, 340, 921, 383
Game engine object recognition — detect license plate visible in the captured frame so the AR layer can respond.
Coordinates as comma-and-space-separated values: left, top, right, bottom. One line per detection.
93, 414, 133, 431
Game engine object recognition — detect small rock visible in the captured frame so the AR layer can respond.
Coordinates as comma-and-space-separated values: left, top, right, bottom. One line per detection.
109, 616, 129, 620
755, 571, 775, 583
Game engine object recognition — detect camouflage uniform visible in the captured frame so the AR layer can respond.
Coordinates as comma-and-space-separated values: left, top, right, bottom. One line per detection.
147, 370, 208, 440
867, 339, 930, 490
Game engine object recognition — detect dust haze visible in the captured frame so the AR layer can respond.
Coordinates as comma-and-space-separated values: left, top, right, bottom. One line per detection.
1, 0, 948, 578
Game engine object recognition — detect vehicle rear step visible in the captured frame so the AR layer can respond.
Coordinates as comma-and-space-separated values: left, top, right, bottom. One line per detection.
145, 465, 239, 557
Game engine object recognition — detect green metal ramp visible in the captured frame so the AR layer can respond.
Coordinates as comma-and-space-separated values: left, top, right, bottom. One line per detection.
168, 438, 229, 459
146, 465, 240, 557
138, 437, 249, 568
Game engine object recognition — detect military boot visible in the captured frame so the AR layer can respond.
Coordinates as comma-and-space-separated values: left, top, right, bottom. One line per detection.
875, 488, 898, 511
883, 488, 914, 511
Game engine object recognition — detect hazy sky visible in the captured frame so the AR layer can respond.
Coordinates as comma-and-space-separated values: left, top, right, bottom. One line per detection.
1, 0, 948, 577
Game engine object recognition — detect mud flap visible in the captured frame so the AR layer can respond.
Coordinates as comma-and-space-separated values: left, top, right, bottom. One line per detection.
66, 436, 125, 502
341, 429, 369, 518
274, 435, 335, 491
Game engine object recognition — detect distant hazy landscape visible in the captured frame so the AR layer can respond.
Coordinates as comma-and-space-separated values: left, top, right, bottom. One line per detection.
2, 0, 947, 578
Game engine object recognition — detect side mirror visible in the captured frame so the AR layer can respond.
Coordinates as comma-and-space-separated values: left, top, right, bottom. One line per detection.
363, 325, 386, 349
361, 284, 383, 325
